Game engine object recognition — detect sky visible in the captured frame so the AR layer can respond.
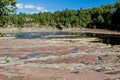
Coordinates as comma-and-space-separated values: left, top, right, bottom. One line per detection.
16, 0, 116, 14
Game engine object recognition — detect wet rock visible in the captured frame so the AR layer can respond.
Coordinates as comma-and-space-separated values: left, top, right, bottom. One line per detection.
94, 66, 104, 72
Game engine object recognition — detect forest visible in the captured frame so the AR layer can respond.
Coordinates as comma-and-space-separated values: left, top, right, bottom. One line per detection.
0, 0, 120, 31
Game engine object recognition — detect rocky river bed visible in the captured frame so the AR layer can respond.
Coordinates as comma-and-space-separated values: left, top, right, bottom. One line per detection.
0, 32, 120, 80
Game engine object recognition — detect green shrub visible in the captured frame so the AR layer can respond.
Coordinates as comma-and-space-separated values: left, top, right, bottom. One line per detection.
5, 60, 10, 63
0, 33, 6, 37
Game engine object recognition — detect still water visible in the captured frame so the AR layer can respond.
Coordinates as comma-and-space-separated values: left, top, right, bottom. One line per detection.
5, 31, 120, 46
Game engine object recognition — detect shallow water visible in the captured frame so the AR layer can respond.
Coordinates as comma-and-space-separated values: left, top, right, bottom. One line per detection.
6, 31, 83, 39
27, 53, 39, 57
85, 33, 120, 46
5, 31, 120, 45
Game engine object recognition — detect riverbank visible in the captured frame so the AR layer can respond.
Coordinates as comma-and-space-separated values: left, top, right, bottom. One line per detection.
63, 28, 120, 35
0, 27, 57, 33
0, 27, 120, 35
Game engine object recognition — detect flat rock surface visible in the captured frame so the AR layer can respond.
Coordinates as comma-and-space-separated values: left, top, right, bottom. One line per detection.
0, 36, 120, 80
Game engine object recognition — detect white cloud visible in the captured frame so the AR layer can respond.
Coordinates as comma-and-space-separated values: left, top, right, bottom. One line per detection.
16, 3, 49, 13
41, 9, 49, 12
16, 3, 23, 9
36, 6, 44, 11
25, 4, 35, 9
36, 6, 49, 12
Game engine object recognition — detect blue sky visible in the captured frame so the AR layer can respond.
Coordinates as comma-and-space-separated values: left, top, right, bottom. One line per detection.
16, 0, 116, 14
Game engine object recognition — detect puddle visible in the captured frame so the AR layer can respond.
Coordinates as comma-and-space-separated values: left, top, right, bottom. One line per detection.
27, 53, 39, 57
71, 48, 78, 53
4, 54, 12, 56
27, 51, 53, 58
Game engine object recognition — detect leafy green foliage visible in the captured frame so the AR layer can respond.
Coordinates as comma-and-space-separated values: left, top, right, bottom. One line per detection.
0, 0, 16, 27
111, 7, 120, 31
0, 0, 16, 16
0, 0, 120, 31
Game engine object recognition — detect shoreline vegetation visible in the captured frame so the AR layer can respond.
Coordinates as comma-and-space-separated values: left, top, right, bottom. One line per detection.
0, 2, 120, 32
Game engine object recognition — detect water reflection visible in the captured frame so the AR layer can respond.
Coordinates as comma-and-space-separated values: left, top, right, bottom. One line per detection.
5, 31, 120, 45
85, 33, 120, 46
98, 36, 120, 46
6, 31, 81, 39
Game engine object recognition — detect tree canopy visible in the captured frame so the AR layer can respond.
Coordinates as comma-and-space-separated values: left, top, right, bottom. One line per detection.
0, 0, 16, 26
0, 0, 120, 31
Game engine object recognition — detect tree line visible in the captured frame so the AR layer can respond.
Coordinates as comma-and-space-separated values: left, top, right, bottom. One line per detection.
0, 0, 120, 31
